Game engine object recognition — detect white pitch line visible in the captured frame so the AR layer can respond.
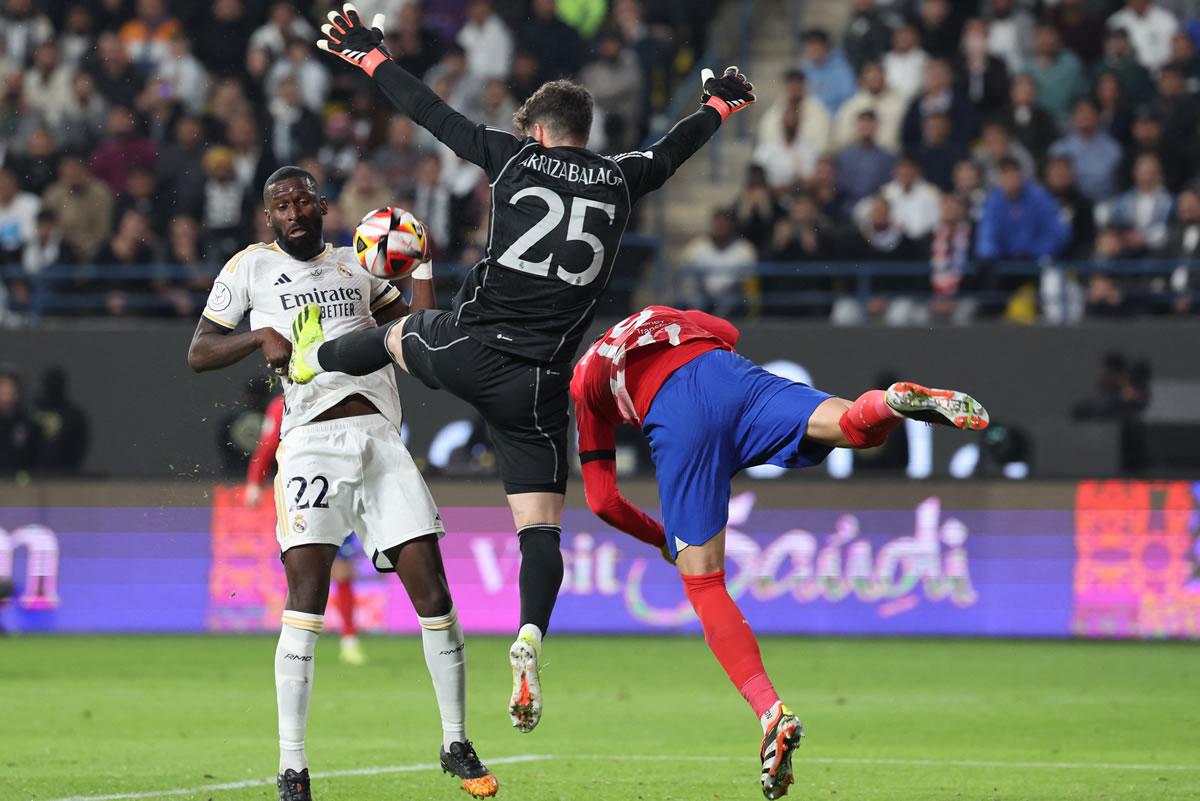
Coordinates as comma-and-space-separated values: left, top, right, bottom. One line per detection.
559, 753, 1200, 772
37, 750, 1200, 801
40, 754, 551, 801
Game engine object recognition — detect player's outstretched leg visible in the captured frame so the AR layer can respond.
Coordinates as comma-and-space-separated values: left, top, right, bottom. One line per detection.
289, 302, 402, 383
677, 534, 803, 799
508, 512, 565, 733
288, 303, 327, 384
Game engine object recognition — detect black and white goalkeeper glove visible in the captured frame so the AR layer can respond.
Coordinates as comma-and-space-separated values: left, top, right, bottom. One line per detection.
701, 65, 756, 120
316, 3, 391, 77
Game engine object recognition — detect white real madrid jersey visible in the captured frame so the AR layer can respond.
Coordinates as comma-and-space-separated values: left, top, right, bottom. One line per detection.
202, 242, 405, 437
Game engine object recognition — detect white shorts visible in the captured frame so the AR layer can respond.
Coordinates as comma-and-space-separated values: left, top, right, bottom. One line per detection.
273, 414, 444, 571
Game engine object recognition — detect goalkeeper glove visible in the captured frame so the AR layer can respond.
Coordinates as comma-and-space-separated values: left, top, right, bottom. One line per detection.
701, 65, 755, 121
317, 3, 391, 77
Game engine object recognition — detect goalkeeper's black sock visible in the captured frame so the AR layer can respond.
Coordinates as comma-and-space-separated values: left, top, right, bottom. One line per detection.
316, 322, 396, 376
517, 525, 564, 635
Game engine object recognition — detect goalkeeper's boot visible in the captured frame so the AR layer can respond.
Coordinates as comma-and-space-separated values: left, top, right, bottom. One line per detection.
288, 303, 326, 385
440, 740, 499, 798
885, 382, 989, 430
508, 631, 542, 733
760, 703, 804, 800
277, 768, 313, 801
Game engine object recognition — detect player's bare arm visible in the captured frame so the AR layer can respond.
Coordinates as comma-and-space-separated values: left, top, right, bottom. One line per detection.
187, 318, 291, 374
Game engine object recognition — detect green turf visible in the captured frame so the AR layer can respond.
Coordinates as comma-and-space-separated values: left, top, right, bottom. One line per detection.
1, 636, 1196, 801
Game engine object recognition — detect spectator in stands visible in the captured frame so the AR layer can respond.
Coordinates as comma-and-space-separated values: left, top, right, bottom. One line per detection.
878, 155, 942, 240
42, 156, 112, 262
838, 193, 930, 325
425, 44, 484, 121
387, 2, 445, 79
1095, 28, 1156, 103
844, 0, 899, 72
0, 371, 40, 473
519, 0, 585, 81
800, 28, 857, 112
458, 0, 512, 81
836, 109, 896, 207
94, 208, 154, 316
89, 107, 156, 196
883, 23, 929, 102
267, 76, 321, 166
32, 367, 88, 472
1155, 64, 1199, 144
84, 31, 146, 109
579, 31, 643, 152
0, 167, 38, 264
953, 158, 987, 221
757, 69, 831, 152
1121, 109, 1188, 192
752, 103, 820, 193
769, 191, 835, 262
23, 42, 73, 127
1000, 75, 1060, 171
1087, 230, 1137, 316
1050, 98, 1123, 203
974, 120, 1035, 186
809, 154, 851, 222
913, 0, 961, 59
976, 156, 1069, 265
200, 146, 250, 264
155, 33, 208, 115
157, 213, 212, 315
732, 164, 783, 252
1168, 30, 1200, 89
15, 208, 73, 311
196, 0, 253, 78
679, 209, 757, 317
956, 18, 1009, 119
58, 72, 109, 154
60, 4, 94, 68
370, 116, 425, 198
929, 192, 976, 323
901, 58, 978, 150
508, 49, 542, 103
1094, 71, 1134, 147
1028, 24, 1088, 123
266, 37, 330, 114
156, 115, 206, 219
986, 0, 1035, 73
116, 164, 168, 236
11, 127, 58, 196
338, 162, 393, 230
223, 116, 273, 201
851, 193, 923, 261
915, 111, 967, 191
316, 112, 357, 196
118, 0, 180, 69
411, 153, 456, 256
0, 0, 53, 69
1044, 155, 1097, 261
1052, 0, 1106, 66
1099, 153, 1174, 255
1160, 188, 1200, 312
249, 1, 316, 59
834, 60, 904, 151
1108, 0, 1179, 71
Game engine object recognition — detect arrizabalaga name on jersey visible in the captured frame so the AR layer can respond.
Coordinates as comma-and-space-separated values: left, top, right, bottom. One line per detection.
519, 153, 625, 187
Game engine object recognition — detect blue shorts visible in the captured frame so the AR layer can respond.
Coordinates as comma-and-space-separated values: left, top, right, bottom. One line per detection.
643, 350, 833, 556
337, 533, 360, 561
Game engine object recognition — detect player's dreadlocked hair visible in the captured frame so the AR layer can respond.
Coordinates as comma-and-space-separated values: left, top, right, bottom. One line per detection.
262, 166, 319, 204
512, 80, 593, 144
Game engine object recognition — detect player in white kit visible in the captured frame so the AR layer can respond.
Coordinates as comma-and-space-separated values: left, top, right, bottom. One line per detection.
187, 167, 498, 800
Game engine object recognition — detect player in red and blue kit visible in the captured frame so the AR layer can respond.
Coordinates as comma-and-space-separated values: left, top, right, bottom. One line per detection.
571, 306, 988, 800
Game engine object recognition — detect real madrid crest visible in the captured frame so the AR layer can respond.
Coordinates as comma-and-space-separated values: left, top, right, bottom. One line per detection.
292, 513, 307, 533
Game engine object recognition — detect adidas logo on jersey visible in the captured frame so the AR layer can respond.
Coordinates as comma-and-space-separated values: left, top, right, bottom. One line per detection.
274, 274, 293, 285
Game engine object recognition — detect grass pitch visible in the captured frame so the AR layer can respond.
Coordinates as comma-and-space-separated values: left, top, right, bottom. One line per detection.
1, 636, 1196, 801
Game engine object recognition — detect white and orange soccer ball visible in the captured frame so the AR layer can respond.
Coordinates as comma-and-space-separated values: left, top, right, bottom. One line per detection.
353, 207, 430, 279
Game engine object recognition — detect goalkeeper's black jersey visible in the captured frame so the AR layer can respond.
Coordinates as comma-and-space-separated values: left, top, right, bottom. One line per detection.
373, 60, 722, 363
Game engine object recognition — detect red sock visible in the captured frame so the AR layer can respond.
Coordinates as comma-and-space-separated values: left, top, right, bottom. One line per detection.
681, 571, 780, 718
838, 390, 902, 448
333, 578, 357, 637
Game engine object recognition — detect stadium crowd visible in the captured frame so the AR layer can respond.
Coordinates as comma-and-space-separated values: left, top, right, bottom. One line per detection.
0, 0, 714, 321
682, 0, 1200, 322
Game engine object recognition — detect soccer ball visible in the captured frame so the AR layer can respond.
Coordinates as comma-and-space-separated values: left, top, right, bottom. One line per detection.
353, 207, 430, 279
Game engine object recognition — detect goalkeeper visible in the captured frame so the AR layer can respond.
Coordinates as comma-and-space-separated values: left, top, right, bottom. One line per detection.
300, 3, 756, 735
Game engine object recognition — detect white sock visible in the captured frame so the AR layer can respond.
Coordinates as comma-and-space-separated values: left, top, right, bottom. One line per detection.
760, 700, 782, 733
418, 606, 467, 749
517, 622, 543, 654
276, 611, 323, 773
